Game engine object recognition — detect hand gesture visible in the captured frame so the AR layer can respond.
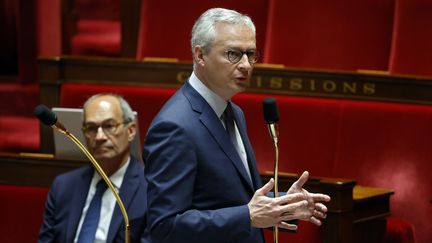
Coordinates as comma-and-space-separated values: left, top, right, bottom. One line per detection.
286, 171, 331, 226
248, 179, 309, 230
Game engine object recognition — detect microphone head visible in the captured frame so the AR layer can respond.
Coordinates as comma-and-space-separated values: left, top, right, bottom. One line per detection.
263, 98, 279, 124
34, 105, 57, 126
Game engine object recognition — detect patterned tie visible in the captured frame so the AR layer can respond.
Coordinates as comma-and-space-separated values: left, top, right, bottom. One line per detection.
224, 102, 252, 181
77, 180, 108, 243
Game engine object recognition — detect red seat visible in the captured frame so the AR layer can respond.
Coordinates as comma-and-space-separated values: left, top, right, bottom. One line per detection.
0, 185, 49, 243
240, 94, 429, 243
0, 116, 40, 152
66, 0, 122, 57
70, 20, 121, 57
389, 0, 432, 77
0, 83, 40, 153
384, 217, 416, 243
136, 0, 269, 61
263, 0, 395, 71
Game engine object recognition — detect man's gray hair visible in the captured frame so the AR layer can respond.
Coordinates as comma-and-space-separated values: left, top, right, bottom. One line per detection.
83, 93, 135, 123
191, 8, 256, 54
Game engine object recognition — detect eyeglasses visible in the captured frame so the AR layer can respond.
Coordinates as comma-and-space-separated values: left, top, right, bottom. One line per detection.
225, 49, 259, 64
82, 120, 130, 138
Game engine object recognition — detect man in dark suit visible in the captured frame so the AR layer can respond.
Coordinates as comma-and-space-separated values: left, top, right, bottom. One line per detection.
39, 94, 149, 243
143, 8, 331, 243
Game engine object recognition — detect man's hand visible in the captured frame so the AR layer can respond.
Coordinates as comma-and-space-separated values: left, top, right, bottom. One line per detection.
287, 171, 331, 226
248, 178, 311, 231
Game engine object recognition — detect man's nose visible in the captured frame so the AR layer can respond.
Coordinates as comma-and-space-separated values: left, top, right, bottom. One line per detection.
95, 126, 107, 140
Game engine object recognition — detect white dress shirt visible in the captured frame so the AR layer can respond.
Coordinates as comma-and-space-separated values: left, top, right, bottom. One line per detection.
74, 157, 130, 243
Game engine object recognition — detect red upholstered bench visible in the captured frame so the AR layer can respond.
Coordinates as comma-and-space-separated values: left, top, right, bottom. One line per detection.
0, 184, 49, 243
58, 83, 425, 243
68, 0, 122, 57
0, 116, 40, 152
233, 93, 426, 243
0, 83, 40, 152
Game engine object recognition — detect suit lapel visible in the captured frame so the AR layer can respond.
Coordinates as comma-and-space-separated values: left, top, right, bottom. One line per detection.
65, 166, 93, 243
106, 158, 140, 243
183, 83, 254, 192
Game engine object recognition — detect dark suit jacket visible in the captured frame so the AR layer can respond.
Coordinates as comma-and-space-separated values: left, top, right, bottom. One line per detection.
38, 156, 149, 243
143, 82, 264, 243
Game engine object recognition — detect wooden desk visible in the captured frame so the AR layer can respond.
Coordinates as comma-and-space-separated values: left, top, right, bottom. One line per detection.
261, 172, 393, 243
0, 153, 392, 243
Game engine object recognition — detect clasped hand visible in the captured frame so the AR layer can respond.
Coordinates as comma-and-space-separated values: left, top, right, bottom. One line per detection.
248, 171, 331, 230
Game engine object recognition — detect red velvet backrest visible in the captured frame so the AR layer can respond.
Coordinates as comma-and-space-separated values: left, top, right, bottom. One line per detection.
334, 100, 432, 243
75, 0, 120, 20
233, 93, 341, 176
263, 0, 395, 71
37, 0, 61, 56
136, 0, 269, 61
0, 185, 49, 243
389, 0, 432, 77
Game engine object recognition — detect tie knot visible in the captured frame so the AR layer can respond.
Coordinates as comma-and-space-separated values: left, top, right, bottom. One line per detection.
224, 102, 234, 119
95, 180, 108, 195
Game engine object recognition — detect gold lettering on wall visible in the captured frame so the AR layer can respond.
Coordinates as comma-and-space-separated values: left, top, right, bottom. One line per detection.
363, 83, 375, 95
323, 80, 337, 92
310, 79, 316, 91
255, 76, 263, 88
176, 72, 378, 98
176, 71, 191, 83
289, 78, 303, 90
270, 77, 283, 89
343, 82, 357, 94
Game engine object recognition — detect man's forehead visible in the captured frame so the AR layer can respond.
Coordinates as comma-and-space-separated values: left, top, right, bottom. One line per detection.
85, 97, 122, 120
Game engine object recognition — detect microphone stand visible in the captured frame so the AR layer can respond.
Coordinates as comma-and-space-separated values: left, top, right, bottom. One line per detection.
267, 123, 279, 243
52, 123, 131, 243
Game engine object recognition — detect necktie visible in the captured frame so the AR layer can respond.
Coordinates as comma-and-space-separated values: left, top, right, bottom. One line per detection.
77, 180, 108, 243
224, 102, 252, 181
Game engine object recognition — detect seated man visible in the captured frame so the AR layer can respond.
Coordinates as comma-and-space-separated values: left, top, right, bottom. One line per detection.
38, 94, 149, 243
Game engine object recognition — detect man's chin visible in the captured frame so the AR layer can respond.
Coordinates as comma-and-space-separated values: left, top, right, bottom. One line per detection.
92, 150, 114, 161
235, 80, 249, 89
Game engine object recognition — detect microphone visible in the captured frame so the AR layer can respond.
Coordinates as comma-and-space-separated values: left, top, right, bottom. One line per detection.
34, 105, 131, 243
262, 98, 280, 243
263, 98, 279, 144
34, 105, 68, 134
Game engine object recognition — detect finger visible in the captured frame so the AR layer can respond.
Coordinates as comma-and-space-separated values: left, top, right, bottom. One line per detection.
276, 192, 305, 205
308, 216, 322, 226
313, 209, 327, 219
314, 203, 328, 213
255, 178, 274, 196
278, 221, 298, 231
309, 193, 331, 202
279, 200, 309, 220
292, 171, 309, 189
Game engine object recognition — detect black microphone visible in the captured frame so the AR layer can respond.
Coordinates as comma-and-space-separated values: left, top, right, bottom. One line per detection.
263, 98, 281, 243
34, 104, 68, 133
263, 98, 279, 142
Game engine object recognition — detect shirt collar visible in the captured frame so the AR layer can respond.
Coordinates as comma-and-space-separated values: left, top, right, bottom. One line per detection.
91, 156, 130, 191
189, 71, 228, 118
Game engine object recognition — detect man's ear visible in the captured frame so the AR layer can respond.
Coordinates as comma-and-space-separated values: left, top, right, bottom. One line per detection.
127, 122, 137, 142
193, 45, 205, 66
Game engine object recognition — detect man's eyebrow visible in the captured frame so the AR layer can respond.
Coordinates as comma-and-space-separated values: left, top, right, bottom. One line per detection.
84, 118, 117, 124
